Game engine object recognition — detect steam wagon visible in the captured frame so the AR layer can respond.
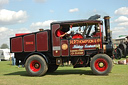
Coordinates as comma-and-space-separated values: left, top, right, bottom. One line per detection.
10, 15, 113, 76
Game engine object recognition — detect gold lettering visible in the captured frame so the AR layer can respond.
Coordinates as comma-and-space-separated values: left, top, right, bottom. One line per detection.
88, 40, 91, 43
76, 40, 79, 44
75, 52, 83, 55
80, 40, 83, 44
26, 42, 33, 45
97, 39, 101, 43
70, 39, 101, 44
94, 39, 96, 43
70, 40, 74, 44
91, 40, 94, 43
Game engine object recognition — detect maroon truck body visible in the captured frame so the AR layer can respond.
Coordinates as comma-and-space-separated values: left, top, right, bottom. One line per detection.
11, 31, 50, 53
10, 16, 113, 76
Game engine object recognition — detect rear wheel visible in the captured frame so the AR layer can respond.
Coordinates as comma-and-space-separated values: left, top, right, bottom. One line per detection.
90, 54, 112, 75
25, 54, 48, 76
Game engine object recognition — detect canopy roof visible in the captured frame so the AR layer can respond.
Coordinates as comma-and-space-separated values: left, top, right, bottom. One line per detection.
51, 19, 103, 27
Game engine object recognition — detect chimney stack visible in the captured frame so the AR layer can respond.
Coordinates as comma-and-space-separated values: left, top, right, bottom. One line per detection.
104, 16, 111, 42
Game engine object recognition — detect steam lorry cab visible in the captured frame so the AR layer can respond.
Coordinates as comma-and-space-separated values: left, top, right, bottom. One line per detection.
10, 16, 113, 76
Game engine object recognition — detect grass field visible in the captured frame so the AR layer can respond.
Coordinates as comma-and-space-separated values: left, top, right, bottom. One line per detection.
0, 60, 128, 85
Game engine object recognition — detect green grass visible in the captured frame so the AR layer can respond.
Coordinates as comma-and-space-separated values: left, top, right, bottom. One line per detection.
0, 61, 128, 85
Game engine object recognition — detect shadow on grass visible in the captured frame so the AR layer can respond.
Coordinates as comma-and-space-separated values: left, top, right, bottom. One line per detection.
4, 69, 93, 76
47, 69, 93, 75
4, 71, 28, 76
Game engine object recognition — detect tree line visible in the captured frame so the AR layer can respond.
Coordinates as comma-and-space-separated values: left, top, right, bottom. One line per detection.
0, 44, 9, 49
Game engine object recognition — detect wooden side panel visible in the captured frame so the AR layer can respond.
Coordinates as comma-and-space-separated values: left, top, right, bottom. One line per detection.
52, 24, 61, 57
23, 34, 35, 52
61, 40, 69, 56
11, 37, 23, 52
36, 32, 48, 51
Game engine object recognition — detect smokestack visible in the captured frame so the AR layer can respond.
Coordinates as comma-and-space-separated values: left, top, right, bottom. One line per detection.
104, 16, 111, 42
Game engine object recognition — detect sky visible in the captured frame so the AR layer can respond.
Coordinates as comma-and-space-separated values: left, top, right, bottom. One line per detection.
0, 0, 128, 46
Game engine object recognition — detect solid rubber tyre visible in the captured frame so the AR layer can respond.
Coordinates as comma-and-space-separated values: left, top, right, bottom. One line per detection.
114, 48, 122, 59
25, 54, 48, 76
90, 54, 113, 75
119, 43, 127, 58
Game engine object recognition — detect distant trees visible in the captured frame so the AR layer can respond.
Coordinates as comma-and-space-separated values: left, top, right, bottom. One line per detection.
0, 44, 9, 49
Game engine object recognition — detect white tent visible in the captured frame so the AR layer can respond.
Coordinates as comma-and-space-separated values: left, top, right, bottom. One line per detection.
0, 49, 14, 61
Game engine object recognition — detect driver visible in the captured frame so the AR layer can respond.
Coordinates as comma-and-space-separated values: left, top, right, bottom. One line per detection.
56, 25, 69, 39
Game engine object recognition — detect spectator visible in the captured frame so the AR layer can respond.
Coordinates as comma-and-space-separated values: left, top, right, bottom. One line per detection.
11, 53, 15, 65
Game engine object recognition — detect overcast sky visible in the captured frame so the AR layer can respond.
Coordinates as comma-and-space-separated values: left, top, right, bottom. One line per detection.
0, 0, 128, 46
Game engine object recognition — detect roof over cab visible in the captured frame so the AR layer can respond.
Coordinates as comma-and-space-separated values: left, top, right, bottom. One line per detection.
51, 19, 103, 27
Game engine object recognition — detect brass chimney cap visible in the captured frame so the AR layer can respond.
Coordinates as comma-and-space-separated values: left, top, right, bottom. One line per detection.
104, 16, 110, 19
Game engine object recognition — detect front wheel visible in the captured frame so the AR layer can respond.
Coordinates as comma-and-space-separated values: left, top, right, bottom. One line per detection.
25, 54, 48, 76
90, 54, 113, 75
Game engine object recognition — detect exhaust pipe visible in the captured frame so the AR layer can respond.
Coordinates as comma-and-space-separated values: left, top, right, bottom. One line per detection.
104, 16, 113, 57
104, 16, 111, 42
